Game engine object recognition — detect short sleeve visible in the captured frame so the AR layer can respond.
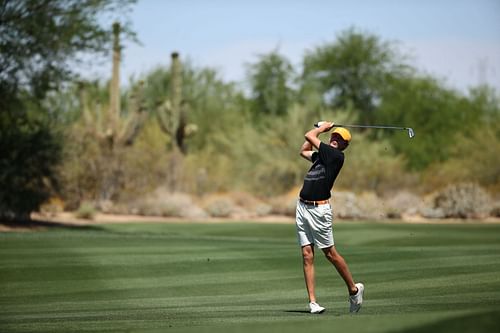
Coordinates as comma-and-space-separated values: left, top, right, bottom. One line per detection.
311, 151, 318, 163
318, 142, 343, 165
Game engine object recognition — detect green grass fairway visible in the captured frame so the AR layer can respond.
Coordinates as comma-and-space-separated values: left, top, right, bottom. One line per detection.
1, 221, 500, 332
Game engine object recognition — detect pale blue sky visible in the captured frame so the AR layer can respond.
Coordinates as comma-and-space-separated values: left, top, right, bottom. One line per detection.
89, 0, 500, 92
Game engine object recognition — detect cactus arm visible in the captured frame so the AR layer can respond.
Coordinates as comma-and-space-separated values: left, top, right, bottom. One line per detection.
119, 82, 147, 146
156, 100, 174, 136
122, 111, 147, 146
78, 84, 93, 127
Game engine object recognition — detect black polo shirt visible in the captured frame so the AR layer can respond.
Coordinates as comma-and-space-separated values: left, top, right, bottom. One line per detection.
299, 142, 344, 201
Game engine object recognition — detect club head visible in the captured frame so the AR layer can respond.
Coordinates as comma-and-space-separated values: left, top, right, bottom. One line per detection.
407, 128, 415, 138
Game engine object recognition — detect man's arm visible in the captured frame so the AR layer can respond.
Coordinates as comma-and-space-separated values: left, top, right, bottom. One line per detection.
304, 121, 334, 150
299, 140, 314, 161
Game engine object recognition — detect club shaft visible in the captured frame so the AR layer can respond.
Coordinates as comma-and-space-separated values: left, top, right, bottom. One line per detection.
333, 124, 409, 130
314, 122, 414, 138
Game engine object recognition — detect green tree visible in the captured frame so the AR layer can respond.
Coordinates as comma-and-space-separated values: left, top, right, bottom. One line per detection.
302, 28, 409, 124
375, 74, 483, 170
0, 0, 136, 220
0, 0, 136, 98
246, 50, 295, 117
467, 85, 500, 126
423, 124, 500, 191
0, 103, 62, 220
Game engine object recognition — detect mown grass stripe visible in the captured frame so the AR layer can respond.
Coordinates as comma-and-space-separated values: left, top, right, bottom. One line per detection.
1, 222, 499, 333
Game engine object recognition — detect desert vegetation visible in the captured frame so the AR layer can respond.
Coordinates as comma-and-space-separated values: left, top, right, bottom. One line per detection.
1, 2, 498, 222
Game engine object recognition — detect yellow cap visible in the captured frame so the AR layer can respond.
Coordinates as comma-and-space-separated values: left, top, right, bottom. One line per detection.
332, 127, 351, 142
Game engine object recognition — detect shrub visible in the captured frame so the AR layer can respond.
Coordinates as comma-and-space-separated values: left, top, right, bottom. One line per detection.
331, 191, 363, 219
423, 125, 500, 192
254, 203, 273, 217
384, 191, 424, 218
129, 190, 207, 219
134, 198, 182, 217
269, 186, 301, 217
332, 191, 387, 220
59, 120, 173, 209
228, 192, 272, 217
419, 206, 445, 219
357, 192, 386, 219
0, 113, 62, 220
39, 197, 65, 217
203, 195, 236, 218
490, 203, 500, 218
269, 196, 297, 217
75, 202, 96, 220
432, 183, 492, 218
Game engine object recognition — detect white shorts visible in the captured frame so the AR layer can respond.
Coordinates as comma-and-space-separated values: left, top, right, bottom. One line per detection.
295, 200, 334, 249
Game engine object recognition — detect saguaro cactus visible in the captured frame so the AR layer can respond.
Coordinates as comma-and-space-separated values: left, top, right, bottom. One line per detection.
77, 22, 148, 203
108, 22, 121, 142
156, 52, 196, 154
80, 22, 147, 151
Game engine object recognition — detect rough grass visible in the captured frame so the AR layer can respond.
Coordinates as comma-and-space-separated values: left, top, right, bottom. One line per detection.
1, 221, 500, 332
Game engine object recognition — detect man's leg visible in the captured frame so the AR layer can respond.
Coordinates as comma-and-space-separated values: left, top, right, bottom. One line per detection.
301, 244, 317, 302
322, 246, 358, 295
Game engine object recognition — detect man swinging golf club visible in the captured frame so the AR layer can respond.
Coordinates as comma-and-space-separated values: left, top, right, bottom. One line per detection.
296, 121, 364, 314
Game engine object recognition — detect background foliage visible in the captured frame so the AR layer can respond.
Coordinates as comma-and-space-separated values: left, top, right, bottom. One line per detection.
1, 5, 498, 219
0, 0, 136, 219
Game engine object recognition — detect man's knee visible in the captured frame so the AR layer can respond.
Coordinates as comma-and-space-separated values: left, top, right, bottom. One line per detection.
302, 245, 314, 264
323, 246, 342, 263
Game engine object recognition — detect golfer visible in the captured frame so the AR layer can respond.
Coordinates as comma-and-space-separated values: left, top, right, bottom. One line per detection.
296, 121, 364, 314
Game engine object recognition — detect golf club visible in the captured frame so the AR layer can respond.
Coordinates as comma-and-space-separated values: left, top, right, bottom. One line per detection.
314, 122, 415, 138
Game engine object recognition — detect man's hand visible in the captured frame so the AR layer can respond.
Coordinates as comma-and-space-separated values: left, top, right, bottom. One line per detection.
305, 121, 334, 150
317, 121, 334, 133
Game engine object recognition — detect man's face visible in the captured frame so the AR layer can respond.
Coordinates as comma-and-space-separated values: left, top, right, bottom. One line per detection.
330, 134, 349, 151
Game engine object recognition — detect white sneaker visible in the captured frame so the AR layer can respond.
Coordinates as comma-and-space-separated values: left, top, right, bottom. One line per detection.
349, 283, 364, 313
309, 302, 325, 314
